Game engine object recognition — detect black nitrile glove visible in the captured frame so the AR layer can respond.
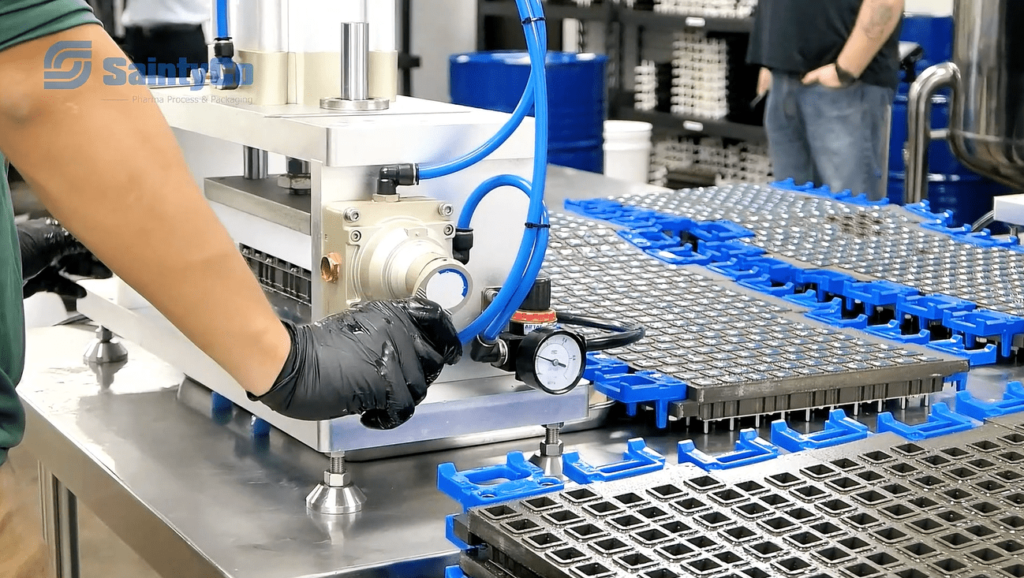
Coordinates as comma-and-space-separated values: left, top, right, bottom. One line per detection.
251, 299, 463, 429
18, 219, 112, 299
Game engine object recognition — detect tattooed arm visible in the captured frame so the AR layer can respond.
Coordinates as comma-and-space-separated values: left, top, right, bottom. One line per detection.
837, 0, 905, 77
803, 0, 904, 86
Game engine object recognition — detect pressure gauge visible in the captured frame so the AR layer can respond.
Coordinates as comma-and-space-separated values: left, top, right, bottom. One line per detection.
515, 327, 586, 395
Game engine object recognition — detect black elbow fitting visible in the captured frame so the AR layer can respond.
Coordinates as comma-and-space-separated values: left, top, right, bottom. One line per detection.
453, 228, 474, 265
377, 164, 419, 196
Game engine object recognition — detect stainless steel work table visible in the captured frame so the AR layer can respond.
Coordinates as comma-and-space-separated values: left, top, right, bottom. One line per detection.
15, 167, 1016, 578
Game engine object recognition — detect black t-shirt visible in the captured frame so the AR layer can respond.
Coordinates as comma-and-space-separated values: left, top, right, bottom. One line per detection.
747, 0, 903, 90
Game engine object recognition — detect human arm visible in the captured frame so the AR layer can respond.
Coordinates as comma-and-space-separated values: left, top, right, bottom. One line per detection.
0, 24, 291, 396
802, 0, 905, 87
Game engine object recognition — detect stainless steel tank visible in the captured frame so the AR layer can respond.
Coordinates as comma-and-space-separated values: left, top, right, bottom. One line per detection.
905, 0, 1024, 203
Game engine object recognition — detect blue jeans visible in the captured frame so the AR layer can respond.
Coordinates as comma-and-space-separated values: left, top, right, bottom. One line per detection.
766, 73, 894, 200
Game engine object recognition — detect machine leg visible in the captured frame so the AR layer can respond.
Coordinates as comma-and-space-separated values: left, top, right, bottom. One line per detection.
306, 453, 366, 515
529, 423, 565, 479
38, 465, 80, 578
82, 326, 128, 365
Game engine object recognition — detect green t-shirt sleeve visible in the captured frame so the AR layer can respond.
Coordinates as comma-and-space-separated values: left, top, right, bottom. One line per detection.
0, 0, 100, 52
0, 0, 99, 468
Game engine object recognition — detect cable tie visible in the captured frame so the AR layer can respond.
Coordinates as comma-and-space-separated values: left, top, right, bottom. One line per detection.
525, 222, 550, 229
521, 16, 546, 24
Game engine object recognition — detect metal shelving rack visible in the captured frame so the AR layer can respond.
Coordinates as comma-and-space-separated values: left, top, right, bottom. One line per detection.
475, 0, 766, 144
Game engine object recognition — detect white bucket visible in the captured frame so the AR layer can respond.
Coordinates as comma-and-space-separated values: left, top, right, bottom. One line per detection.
603, 120, 653, 184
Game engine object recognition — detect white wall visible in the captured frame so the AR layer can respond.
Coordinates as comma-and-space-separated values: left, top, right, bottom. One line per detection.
905, 0, 952, 15
411, 0, 477, 101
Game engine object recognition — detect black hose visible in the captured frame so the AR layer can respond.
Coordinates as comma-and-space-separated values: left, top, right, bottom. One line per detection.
555, 312, 645, 352
972, 210, 996, 232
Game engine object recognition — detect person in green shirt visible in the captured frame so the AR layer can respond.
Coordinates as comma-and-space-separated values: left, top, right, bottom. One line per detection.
0, 1, 463, 575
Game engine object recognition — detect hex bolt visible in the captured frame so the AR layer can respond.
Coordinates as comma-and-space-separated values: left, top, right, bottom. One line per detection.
444, 224, 455, 236
349, 230, 362, 243
344, 208, 361, 223
439, 203, 454, 217
330, 455, 346, 475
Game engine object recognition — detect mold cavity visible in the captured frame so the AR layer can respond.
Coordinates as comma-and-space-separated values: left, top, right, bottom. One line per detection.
614, 492, 645, 506
672, 497, 707, 513
941, 446, 970, 458
736, 502, 770, 518
795, 485, 829, 499
634, 528, 670, 545
1001, 432, 1024, 444
922, 454, 953, 467
760, 493, 792, 508
843, 562, 880, 577
999, 451, 1024, 463
687, 475, 723, 491
686, 558, 722, 575
545, 510, 583, 525
802, 464, 837, 479
591, 537, 630, 555
894, 443, 926, 455
712, 489, 745, 504
617, 552, 655, 570
943, 488, 973, 502
832, 458, 861, 471
818, 499, 854, 515
968, 547, 1005, 564
882, 482, 912, 496
644, 570, 679, 578
968, 458, 997, 470
896, 570, 929, 578
649, 484, 684, 500
902, 542, 937, 558
995, 540, 1024, 554
526, 532, 565, 548
846, 512, 880, 528
856, 470, 885, 483
971, 440, 1001, 452
938, 533, 974, 548
889, 462, 920, 475
736, 480, 767, 494
1002, 564, 1024, 578
935, 510, 967, 523
723, 525, 757, 541
909, 517, 945, 533
976, 479, 1007, 493
659, 521, 691, 535
687, 535, 717, 550
930, 558, 967, 573
866, 552, 899, 567
914, 475, 946, 489
908, 496, 939, 510
767, 472, 803, 488
947, 466, 980, 480
1003, 492, 1024, 506
715, 551, 743, 565
861, 450, 893, 463
965, 524, 996, 538
657, 542, 694, 561
785, 531, 823, 547
550, 547, 588, 564
882, 503, 916, 519
873, 526, 908, 543
698, 511, 732, 528
785, 507, 816, 521
815, 546, 852, 562
572, 562, 613, 578
854, 490, 889, 506
970, 501, 1002, 515
638, 506, 670, 521
838, 536, 870, 551
505, 518, 541, 534
483, 505, 517, 519
610, 514, 646, 530
748, 541, 782, 557
760, 516, 796, 532
997, 471, 1024, 483
567, 523, 605, 541
584, 501, 622, 516
1000, 515, 1024, 530
525, 496, 559, 511
775, 557, 811, 573
811, 521, 843, 536
564, 488, 599, 503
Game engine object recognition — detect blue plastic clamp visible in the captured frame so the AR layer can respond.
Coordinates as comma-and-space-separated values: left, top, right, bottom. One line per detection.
946, 372, 969, 392
896, 294, 976, 325
690, 220, 756, 242
563, 439, 666, 485
582, 352, 629, 382
592, 372, 688, 429
770, 178, 814, 193
842, 281, 919, 313
957, 230, 1021, 249
437, 452, 563, 510
646, 245, 713, 266
446, 514, 471, 551
904, 200, 954, 226
563, 198, 621, 220
834, 190, 890, 206
738, 260, 804, 298
678, 430, 780, 470
864, 321, 931, 345
921, 221, 973, 235
618, 229, 678, 251
876, 402, 981, 441
445, 566, 467, 578
955, 382, 1024, 421
770, 409, 870, 452
805, 298, 868, 329
927, 335, 999, 367
785, 270, 858, 306
943, 309, 1024, 358
698, 240, 766, 264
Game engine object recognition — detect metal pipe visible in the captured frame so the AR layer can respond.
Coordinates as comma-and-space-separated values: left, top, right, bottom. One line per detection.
341, 22, 370, 102
905, 62, 959, 205
243, 146, 268, 180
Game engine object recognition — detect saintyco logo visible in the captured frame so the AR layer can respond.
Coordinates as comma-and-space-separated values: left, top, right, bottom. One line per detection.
43, 40, 254, 91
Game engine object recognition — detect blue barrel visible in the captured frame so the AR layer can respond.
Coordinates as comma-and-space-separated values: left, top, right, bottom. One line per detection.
888, 172, 1011, 228
449, 51, 608, 173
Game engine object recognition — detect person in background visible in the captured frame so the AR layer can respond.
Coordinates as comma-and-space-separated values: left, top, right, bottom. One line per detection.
122, 0, 210, 77
749, 0, 905, 201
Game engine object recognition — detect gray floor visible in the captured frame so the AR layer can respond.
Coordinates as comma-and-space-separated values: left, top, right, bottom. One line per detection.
10, 447, 160, 578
